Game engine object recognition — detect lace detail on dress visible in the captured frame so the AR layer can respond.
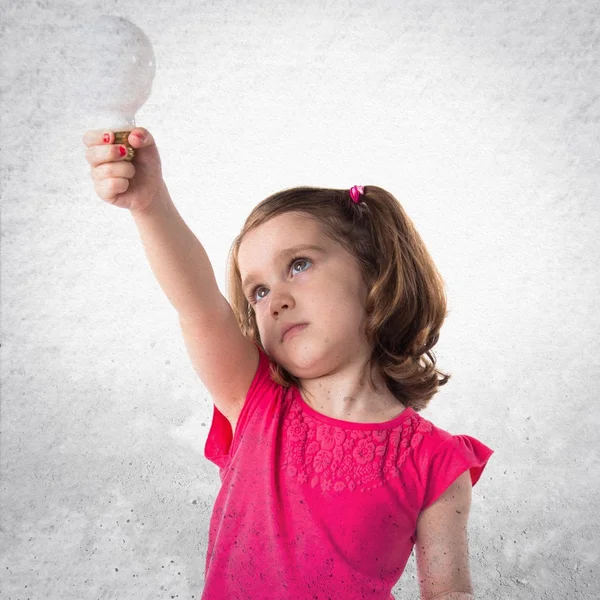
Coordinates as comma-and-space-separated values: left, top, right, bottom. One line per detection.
281, 400, 433, 492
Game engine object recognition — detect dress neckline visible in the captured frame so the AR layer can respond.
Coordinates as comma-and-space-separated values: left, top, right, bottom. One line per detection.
293, 386, 414, 430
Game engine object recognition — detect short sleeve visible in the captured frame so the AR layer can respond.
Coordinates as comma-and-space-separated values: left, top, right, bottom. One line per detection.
204, 343, 273, 471
422, 434, 494, 510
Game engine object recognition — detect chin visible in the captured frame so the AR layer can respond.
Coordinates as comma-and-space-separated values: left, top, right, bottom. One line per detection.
285, 349, 327, 378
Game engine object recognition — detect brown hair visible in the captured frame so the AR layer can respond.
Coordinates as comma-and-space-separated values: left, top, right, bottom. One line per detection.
226, 185, 451, 412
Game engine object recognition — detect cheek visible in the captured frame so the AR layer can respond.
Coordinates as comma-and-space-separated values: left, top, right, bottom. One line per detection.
254, 314, 265, 338
332, 272, 365, 303
318, 283, 365, 322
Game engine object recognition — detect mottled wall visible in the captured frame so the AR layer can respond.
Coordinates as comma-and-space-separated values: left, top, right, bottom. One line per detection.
1, 0, 598, 598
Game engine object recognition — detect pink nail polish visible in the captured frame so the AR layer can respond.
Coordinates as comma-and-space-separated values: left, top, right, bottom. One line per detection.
103, 133, 110, 143
119, 146, 127, 157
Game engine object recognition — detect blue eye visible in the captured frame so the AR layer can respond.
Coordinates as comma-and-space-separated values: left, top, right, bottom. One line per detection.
248, 256, 311, 304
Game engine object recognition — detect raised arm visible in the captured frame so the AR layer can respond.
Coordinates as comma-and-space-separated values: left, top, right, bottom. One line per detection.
83, 128, 259, 430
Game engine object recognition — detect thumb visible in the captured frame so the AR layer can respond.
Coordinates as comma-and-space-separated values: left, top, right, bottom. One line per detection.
127, 127, 155, 149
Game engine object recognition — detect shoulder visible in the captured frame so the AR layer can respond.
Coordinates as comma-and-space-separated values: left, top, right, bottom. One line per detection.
407, 411, 454, 452
407, 411, 494, 509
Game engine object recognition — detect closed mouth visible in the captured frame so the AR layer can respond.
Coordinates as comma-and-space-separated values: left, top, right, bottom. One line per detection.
282, 323, 308, 341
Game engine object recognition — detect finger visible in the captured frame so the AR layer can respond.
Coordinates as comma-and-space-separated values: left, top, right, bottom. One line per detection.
91, 160, 135, 183
95, 177, 130, 201
83, 129, 114, 148
85, 143, 131, 168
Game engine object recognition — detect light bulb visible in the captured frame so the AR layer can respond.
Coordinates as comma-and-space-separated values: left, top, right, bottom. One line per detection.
77, 15, 156, 160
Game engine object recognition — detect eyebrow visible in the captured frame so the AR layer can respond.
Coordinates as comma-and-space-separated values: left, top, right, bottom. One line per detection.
241, 244, 327, 292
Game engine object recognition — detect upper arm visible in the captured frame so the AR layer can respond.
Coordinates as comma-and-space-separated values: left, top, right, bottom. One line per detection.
178, 295, 259, 432
415, 470, 474, 600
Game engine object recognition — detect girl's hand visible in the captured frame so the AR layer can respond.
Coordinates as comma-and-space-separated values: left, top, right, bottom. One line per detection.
83, 127, 166, 213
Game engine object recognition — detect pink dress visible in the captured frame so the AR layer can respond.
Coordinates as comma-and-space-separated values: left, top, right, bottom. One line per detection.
202, 344, 494, 599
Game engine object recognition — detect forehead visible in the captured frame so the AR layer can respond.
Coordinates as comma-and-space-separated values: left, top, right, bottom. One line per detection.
238, 212, 329, 284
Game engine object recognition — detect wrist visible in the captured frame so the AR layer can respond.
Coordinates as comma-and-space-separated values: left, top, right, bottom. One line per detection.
130, 181, 173, 219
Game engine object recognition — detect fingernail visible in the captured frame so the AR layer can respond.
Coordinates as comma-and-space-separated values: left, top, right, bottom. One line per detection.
119, 145, 127, 157
103, 133, 111, 143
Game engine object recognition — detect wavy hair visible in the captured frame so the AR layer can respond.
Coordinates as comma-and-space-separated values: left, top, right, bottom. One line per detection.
226, 185, 451, 412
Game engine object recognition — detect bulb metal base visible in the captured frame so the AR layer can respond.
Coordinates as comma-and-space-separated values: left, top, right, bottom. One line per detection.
113, 131, 136, 161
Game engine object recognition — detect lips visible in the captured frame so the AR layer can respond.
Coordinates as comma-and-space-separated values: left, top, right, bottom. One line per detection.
282, 323, 308, 342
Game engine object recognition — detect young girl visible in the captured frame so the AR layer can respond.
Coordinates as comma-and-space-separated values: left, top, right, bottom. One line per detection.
83, 128, 494, 600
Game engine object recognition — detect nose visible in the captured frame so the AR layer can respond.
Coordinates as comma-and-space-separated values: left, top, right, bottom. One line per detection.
269, 286, 294, 317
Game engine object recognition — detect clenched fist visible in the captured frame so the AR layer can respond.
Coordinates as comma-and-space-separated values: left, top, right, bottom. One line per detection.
83, 127, 167, 213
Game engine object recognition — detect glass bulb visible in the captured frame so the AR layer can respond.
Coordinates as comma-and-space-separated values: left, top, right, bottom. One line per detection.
77, 15, 156, 159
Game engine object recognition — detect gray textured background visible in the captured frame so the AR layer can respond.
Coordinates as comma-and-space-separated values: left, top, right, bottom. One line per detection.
1, 0, 599, 599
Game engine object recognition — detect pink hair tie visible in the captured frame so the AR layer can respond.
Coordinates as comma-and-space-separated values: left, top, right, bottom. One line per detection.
349, 185, 365, 204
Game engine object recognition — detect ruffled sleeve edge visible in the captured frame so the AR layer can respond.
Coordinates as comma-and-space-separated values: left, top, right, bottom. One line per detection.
422, 434, 494, 511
